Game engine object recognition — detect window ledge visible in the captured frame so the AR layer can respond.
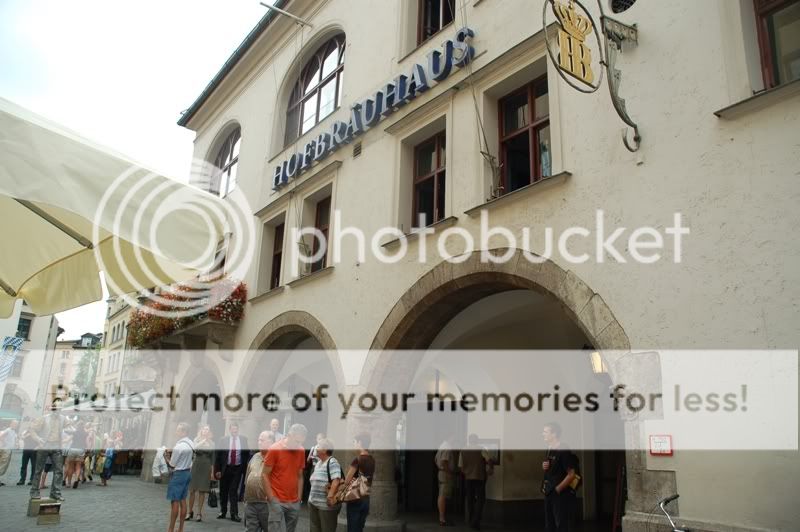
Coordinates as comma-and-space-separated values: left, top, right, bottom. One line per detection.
248, 286, 285, 304
287, 265, 335, 288
398, 22, 457, 64
714, 78, 800, 119
381, 216, 459, 249
464, 171, 572, 217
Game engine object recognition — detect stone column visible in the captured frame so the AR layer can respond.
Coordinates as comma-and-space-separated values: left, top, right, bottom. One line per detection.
345, 412, 404, 532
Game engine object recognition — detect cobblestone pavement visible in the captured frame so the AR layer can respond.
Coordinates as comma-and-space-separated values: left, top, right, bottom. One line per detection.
0, 451, 301, 532
1, 451, 608, 532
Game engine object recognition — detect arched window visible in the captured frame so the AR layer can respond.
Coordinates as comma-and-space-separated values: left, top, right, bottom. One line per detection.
285, 34, 345, 145
213, 127, 241, 197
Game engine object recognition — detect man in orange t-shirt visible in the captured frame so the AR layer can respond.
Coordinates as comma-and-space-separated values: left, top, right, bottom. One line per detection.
263, 423, 307, 532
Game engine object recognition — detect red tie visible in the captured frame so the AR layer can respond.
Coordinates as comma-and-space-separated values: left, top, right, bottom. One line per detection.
229, 439, 236, 465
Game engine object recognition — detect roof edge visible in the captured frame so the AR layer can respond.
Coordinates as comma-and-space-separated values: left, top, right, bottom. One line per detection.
177, 0, 290, 128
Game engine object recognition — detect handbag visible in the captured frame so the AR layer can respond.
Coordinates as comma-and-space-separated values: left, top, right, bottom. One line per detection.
208, 481, 218, 508
335, 457, 370, 503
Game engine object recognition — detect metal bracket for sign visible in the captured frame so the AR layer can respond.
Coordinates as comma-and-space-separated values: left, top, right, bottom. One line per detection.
543, 0, 642, 152
600, 12, 641, 151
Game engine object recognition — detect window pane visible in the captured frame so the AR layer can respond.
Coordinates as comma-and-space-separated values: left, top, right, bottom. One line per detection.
504, 132, 531, 192
301, 93, 318, 135
227, 162, 238, 194
443, 0, 455, 26
771, 2, 800, 84
414, 178, 435, 227
416, 139, 437, 177
436, 171, 446, 223
319, 79, 337, 121
321, 45, 339, 78
534, 82, 549, 121
537, 125, 552, 179
422, 0, 441, 41
502, 91, 529, 135
438, 134, 446, 170
316, 197, 331, 230
336, 71, 344, 107
304, 58, 321, 93
231, 134, 241, 160
285, 106, 300, 144
274, 224, 285, 252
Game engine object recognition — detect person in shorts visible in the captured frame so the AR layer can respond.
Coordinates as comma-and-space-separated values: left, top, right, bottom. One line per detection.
167, 422, 194, 532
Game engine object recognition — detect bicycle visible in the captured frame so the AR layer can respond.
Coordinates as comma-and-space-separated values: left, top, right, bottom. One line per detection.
656, 494, 691, 532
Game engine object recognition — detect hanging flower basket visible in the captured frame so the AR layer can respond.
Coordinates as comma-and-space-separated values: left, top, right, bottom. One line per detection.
127, 280, 247, 348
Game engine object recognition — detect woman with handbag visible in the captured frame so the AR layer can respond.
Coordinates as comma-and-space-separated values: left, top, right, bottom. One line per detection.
342, 433, 375, 532
187, 425, 214, 521
309, 439, 343, 532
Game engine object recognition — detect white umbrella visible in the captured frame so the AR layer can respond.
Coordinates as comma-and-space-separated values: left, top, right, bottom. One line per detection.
0, 98, 227, 318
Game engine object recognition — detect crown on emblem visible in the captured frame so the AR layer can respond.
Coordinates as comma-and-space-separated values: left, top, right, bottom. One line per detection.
553, 0, 592, 42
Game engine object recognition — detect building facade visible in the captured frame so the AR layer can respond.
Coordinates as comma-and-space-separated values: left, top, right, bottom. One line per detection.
138, 1, 798, 530
49, 332, 102, 401
95, 296, 133, 398
0, 300, 60, 420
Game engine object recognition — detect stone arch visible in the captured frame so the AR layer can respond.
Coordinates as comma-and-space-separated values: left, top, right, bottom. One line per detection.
237, 310, 344, 393
269, 22, 347, 156
365, 248, 631, 389
173, 354, 228, 439
205, 118, 242, 163
363, 248, 674, 520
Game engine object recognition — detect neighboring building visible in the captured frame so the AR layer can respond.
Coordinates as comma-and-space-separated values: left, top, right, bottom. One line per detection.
96, 296, 133, 398
136, 1, 798, 531
48, 332, 102, 401
0, 300, 60, 420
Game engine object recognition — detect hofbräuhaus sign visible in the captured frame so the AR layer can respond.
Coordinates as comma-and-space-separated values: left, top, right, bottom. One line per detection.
273, 27, 476, 190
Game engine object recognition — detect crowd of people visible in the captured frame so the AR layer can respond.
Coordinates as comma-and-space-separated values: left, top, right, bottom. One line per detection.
0, 397, 133, 500
162, 419, 375, 532
2, 404, 578, 532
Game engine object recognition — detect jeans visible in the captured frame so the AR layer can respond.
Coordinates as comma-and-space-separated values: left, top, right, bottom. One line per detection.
267, 500, 300, 532
245, 501, 270, 532
465, 479, 486, 527
20, 449, 37, 482
346, 497, 370, 532
309, 503, 341, 532
544, 491, 574, 532
30, 449, 63, 499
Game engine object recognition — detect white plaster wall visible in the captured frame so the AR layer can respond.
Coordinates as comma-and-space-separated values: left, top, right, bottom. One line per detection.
0, 300, 59, 418
179, 1, 800, 529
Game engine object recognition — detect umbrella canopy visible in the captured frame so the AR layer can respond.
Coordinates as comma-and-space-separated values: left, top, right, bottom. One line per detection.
0, 98, 227, 318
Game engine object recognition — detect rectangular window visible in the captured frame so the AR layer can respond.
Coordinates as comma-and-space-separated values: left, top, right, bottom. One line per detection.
16, 316, 32, 340
413, 132, 447, 228
498, 77, 551, 194
755, 0, 800, 88
311, 197, 332, 273
418, 0, 455, 45
270, 223, 285, 289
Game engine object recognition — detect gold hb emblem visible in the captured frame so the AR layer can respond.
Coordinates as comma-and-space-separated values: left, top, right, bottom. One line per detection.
553, 0, 594, 85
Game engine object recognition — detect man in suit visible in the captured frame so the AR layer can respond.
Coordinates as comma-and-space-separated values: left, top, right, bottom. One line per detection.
215, 422, 250, 522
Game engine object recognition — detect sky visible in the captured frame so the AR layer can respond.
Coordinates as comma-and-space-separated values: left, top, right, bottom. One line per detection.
0, 0, 271, 339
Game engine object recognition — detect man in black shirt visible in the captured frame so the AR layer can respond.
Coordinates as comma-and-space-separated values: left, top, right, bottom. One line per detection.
542, 422, 577, 532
